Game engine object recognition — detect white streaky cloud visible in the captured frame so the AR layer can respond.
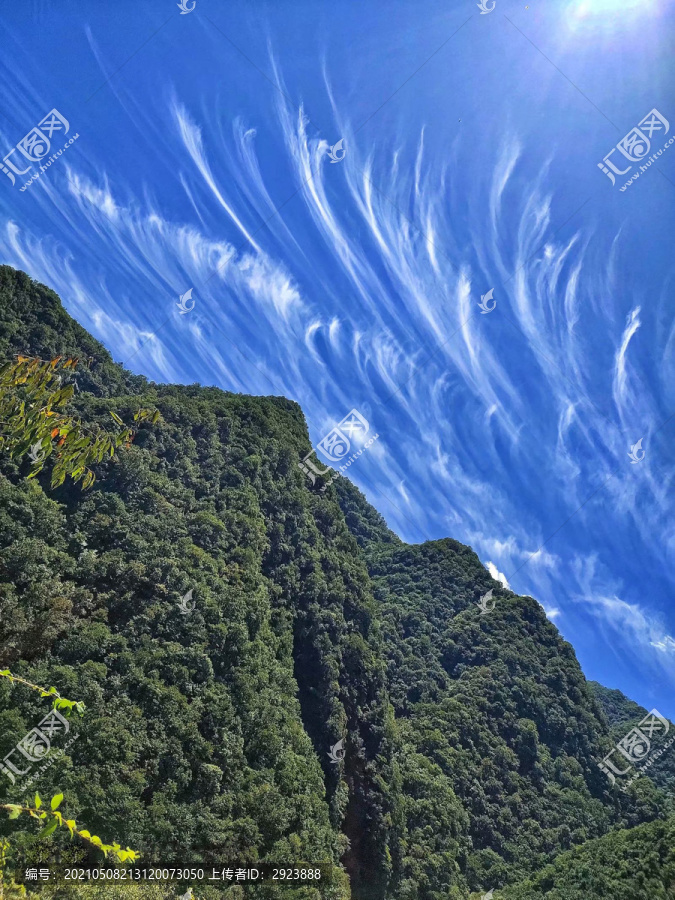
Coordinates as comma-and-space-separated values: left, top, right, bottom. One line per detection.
466, 531, 518, 562
577, 592, 675, 672
613, 306, 641, 414
651, 637, 675, 653
231, 117, 303, 253
303, 320, 324, 362
542, 605, 561, 620
179, 172, 209, 230
526, 548, 559, 570
172, 100, 262, 254
555, 401, 583, 483
486, 561, 510, 589
90, 308, 176, 383
68, 173, 120, 220
328, 317, 341, 349
469, 533, 558, 571
67, 171, 306, 331
489, 136, 521, 267
398, 480, 411, 505
1, 180, 308, 395
425, 213, 441, 276
237, 252, 303, 320
563, 258, 582, 338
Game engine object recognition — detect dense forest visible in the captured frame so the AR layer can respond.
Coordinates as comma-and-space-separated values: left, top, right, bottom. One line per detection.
0, 264, 674, 898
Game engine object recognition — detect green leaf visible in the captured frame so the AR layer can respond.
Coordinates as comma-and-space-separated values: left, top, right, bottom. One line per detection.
35, 793, 41, 809
51, 793, 63, 811
38, 819, 58, 838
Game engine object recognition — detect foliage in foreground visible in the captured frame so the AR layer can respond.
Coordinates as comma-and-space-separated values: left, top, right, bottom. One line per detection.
0, 354, 158, 491
0, 671, 137, 899
2, 793, 137, 863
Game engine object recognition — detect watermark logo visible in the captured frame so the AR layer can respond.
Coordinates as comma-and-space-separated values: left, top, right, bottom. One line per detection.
178, 589, 195, 615
328, 739, 345, 764
478, 288, 496, 314
0, 708, 73, 786
598, 108, 671, 190
177, 288, 195, 314
598, 709, 672, 788
317, 409, 369, 462
299, 408, 380, 492
478, 589, 495, 615
628, 438, 645, 464
327, 139, 346, 163
298, 450, 332, 485
2, 109, 79, 192
177, 0, 196, 12
28, 442, 47, 464
477, 0, 495, 12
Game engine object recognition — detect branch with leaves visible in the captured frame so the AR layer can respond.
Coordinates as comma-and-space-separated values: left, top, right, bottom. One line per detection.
0, 674, 139, 884
0, 671, 84, 717
1, 794, 138, 863
0, 355, 160, 490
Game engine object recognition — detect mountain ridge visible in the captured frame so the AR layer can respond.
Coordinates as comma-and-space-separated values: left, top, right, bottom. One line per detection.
0, 264, 672, 899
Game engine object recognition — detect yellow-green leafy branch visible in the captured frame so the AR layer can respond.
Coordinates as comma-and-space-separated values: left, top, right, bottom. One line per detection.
0, 671, 84, 717
0, 354, 160, 490
1, 795, 138, 864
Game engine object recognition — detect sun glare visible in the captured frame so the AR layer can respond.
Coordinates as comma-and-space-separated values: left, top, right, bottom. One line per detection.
570, 0, 651, 19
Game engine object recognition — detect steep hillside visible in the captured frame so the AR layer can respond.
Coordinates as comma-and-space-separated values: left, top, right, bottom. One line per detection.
335, 479, 668, 889
0, 265, 671, 899
500, 814, 675, 899
0, 266, 394, 900
590, 681, 675, 799
591, 680, 664, 734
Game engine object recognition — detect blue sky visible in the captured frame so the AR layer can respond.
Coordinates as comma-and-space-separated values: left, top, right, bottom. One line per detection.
1, 0, 675, 720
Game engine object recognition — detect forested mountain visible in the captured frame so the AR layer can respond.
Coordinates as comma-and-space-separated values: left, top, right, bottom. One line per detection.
334, 480, 670, 890
501, 815, 675, 899
0, 264, 673, 899
590, 679, 664, 734
589, 681, 675, 799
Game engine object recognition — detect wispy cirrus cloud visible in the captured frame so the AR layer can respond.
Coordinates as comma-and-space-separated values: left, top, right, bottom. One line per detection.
1, 45, 674, 714
578, 592, 675, 669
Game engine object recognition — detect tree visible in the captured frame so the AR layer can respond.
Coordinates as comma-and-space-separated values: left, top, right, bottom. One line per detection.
0, 355, 158, 490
